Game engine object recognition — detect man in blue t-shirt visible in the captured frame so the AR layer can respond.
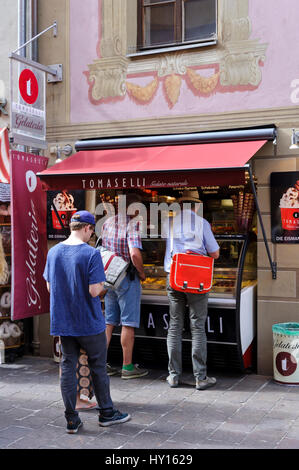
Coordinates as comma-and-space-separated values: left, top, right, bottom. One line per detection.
43, 210, 131, 433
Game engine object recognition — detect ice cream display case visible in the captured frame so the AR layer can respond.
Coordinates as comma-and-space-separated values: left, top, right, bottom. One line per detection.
98, 186, 258, 371
108, 231, 257, 372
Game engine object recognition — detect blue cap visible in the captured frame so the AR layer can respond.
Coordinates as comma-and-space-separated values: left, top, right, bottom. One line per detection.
70, 210, 95, 225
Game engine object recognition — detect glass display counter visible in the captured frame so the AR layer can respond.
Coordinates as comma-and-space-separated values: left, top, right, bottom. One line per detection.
108, 232, 257, 372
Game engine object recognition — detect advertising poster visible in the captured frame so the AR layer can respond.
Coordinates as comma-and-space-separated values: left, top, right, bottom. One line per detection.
47, 190, 85, 240
10, 151, 49, 320
271, 172, 299, 243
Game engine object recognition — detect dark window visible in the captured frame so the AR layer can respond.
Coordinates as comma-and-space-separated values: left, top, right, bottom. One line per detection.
138, 0, 217, 50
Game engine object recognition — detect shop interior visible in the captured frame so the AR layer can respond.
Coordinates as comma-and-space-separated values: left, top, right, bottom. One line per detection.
0, 171, 258, 367
93, 176, 257, 300
92, 176, 258, 371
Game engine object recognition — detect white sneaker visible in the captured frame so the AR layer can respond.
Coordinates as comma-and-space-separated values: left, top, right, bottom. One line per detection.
166, 375, 179, 388
196, 376, 217, 390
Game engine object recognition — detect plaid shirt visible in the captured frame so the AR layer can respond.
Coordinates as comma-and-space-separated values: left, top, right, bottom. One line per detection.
101, 215, 142, 262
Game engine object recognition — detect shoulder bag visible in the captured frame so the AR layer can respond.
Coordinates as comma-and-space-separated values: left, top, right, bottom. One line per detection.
96, 241, 129, 290
168, 216, 214, 294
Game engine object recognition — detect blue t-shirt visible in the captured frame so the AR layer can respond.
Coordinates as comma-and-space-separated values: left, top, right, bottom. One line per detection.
43, 243, 106, 336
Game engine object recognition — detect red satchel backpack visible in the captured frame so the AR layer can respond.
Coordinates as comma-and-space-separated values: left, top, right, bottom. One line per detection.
169, 251, 214, 294
168, 216, 214, 294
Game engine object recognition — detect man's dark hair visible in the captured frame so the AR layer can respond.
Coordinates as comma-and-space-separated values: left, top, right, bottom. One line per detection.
69, 222, 95, 231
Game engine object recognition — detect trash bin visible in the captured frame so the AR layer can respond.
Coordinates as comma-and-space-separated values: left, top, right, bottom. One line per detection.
272, 323, 299, 385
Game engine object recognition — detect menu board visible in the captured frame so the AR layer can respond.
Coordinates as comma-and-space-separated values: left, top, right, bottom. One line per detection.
271, 172, 299, 243
47, 190, 85, 240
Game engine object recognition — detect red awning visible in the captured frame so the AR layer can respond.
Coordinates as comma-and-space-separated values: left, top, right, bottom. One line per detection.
37, 140, 267, 191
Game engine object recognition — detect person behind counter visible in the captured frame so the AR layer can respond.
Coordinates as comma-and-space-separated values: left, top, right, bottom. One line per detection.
163, 191, 220, 390
101, 193, 149, 380
43, 210, 130, 433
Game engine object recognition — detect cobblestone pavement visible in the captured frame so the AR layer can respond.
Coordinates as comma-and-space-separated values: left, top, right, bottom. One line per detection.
0, 356, 299, 450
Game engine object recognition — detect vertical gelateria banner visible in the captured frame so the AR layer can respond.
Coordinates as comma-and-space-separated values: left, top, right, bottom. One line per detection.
10, 151, 49, 320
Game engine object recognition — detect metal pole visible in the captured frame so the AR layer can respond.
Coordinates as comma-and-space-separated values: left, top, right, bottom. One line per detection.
18, 0, 26, 58
13, 22, 57, 55
32, 0, 38, 62
247, 163, 277, 280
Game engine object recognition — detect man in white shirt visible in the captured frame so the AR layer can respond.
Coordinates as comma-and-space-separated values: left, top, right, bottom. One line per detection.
164, 193, 219, 390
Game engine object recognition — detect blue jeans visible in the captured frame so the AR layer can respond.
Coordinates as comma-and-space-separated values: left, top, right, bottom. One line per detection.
60, 332, 113, 422
104, 272, 142, 328
166, 275, 209, 380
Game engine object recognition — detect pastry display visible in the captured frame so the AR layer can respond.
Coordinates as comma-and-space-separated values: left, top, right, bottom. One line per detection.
141, 277, 166, 290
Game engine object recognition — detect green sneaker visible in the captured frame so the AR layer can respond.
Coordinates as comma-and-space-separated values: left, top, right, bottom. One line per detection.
121, 364, 148, 379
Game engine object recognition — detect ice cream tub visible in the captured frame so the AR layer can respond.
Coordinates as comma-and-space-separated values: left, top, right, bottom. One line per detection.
280, 208, 299, 230
51, 191, 76, 230
51, 208, 77, 230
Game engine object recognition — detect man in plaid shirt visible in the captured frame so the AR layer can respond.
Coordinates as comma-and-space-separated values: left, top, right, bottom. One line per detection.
101, 194, 148, 380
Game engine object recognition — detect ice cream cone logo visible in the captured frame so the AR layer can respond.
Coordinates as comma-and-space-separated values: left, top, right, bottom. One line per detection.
276, 351, 297, 376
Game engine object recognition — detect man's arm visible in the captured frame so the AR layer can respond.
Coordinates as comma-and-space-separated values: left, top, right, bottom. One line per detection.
48, 280, 105, 298
129, 247, 146, 281
89, 282, 106, 297
208, 249, 220, 259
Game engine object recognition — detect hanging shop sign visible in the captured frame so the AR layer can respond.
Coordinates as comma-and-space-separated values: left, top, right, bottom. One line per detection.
10, 151, 49, 320
10, 58, 46, 149
47, 190, 85, 240
271, 172, 299, 243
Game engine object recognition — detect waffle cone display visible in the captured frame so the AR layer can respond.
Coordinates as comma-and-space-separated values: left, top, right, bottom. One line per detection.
232, 191, 255, 232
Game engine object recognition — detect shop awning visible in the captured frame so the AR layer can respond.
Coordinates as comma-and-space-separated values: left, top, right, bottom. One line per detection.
37, 140, 267, 191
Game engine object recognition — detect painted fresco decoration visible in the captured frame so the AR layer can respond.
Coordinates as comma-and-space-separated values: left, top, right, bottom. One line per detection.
85, 0, 267, 109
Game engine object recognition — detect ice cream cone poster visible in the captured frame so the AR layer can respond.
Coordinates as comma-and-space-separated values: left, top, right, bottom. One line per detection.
271, 172, 299, 243
47, 190, 85, 240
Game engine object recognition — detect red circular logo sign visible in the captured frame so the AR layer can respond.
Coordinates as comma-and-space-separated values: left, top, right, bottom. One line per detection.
276, 352, 297, 376
19, 69, 39, 105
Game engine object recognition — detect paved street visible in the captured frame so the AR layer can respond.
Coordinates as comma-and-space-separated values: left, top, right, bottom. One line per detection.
0, 356, 299, 450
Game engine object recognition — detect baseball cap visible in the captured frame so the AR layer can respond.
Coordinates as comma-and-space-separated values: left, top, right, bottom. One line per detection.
70, 210, 95, 225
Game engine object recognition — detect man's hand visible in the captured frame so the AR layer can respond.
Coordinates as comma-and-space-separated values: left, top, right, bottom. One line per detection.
89, 282, 106, 298
99, 288, 108, 299
138, 271, 146, 282
129, 247, 146, 282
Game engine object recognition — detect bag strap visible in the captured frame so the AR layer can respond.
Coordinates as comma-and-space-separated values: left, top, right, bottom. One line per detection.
104, 254, 117, 271
95, 236, 102, 248
170, 215, 174, 258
